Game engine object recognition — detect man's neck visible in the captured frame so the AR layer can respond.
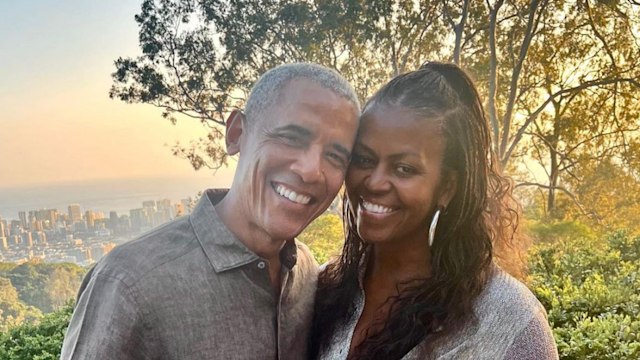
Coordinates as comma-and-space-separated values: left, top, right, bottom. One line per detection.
214, 191, 286, 288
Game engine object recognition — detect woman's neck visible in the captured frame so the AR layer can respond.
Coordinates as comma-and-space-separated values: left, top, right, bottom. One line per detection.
368, 236, 432, 285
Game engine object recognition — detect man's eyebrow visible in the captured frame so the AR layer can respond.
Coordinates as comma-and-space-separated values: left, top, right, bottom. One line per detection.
273, 124, 312, 138
332, 144, 351, 159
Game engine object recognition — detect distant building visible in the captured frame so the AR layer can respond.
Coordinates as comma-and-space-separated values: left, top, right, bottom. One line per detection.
130, 208, 149, 231
18, 211, 27, 228
142, 200, 156, 210
68, 204, 82, 222
10, 235, 21, 246
181, 198, 194, 214
0, 237, 8, 250
85, 210, 96, 229
41, 209, 58, 227
174, 202, 185, 217
22, 232, 33, 248
70, 248, 91, 263
33, 231, 47, 244
10, 220, 22, 236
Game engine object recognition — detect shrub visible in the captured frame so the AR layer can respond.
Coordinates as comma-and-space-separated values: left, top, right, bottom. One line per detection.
529, 231, 640, 359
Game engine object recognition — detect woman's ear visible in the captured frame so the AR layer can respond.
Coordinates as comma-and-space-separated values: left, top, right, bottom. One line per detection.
225, 110, 245, 155
438, 170, 458, 208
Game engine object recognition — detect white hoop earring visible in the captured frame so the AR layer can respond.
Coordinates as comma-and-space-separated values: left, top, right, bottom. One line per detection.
428, 207, 443, 248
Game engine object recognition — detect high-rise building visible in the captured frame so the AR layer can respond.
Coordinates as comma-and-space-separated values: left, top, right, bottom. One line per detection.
34, 231, 47, 244
142, 200, 156, 210
85, 210, 96, 229
0, 220, 5, 238
10, 235, 21, 246
68, 204, 82, 222
0, 236, 8, 250
181, 198, 194, 214
45, 209, 58, 225
174, 203, 185, 217
157, 199, 171, 210
109, 211, 119, 229
18, 211, 27, 228
130, 208, 148, 231
22, 232, 33, 248
10, 220, 22, 236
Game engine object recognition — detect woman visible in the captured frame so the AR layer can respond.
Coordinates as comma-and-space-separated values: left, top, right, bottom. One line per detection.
311, 62, 558, 359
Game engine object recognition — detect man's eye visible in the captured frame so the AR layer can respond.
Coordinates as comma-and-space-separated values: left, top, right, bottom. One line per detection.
326, 152, 348, 169
278, 133, 304, 146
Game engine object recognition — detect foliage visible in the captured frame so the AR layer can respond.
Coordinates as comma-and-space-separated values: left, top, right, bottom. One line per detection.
529, 230, 640, 359
298, 212, 344, 264
566, 158, 640, 231
0, 278, 42, 333
0, 304, 73, 360
0, 261, 86, 314
526, 219, 597, 243
110, 0, 640, 227
1, 229, 640, 358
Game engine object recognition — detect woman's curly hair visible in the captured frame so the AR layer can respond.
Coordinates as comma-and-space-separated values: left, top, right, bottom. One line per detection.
310, 62, 520, 359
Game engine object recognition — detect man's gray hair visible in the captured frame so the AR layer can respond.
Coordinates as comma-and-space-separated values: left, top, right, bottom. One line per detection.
244, 63, 361, 127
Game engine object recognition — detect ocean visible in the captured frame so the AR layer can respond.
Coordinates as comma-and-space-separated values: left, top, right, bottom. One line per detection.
0, 176, 231, 220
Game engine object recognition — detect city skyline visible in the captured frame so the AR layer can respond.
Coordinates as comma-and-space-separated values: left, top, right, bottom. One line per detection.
0, 175, 228, 220
0, 194, 195, 265
0, 0, 235, 187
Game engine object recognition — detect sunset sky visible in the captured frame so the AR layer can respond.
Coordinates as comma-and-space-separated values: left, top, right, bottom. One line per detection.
0, 0, 235, 188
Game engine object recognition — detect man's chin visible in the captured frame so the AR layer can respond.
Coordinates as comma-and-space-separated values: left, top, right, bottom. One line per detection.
266, 221, 310, 242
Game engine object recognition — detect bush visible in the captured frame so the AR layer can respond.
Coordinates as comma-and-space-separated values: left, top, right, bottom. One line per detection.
529, 231, 640, 359
0, 304, 72, 360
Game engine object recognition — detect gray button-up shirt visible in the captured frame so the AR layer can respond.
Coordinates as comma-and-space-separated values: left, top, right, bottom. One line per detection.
61, 189, 319, 360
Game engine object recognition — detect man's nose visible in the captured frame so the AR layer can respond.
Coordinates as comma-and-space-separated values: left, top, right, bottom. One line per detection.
291, 147, 324, 183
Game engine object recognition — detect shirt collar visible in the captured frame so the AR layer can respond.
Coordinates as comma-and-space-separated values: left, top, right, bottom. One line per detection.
190, 188, 298, 272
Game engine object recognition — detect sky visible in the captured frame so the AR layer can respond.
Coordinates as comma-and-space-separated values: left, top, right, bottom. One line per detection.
0, 0, 236, 188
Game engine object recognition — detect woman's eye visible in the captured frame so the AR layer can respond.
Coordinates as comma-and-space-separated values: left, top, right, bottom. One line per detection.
396, 164, 416, 175
351, 154, 374, 168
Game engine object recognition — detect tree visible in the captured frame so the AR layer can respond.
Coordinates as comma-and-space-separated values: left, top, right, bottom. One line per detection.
110, 0, 454, 170
111, 0, 640, 220
297, 212, 344, 264
0, 278, 42, 333
508, 0, 640, 216
3, 262, 86, 314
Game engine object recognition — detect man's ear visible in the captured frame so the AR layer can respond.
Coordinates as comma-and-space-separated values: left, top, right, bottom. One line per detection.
225, 110, 245, 155
438, 170, 458, 208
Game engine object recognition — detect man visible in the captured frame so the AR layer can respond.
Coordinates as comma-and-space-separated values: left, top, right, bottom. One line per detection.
60, 63, 360, 359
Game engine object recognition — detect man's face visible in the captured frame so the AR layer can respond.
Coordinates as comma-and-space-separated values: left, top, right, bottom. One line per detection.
231, 79, 359, 242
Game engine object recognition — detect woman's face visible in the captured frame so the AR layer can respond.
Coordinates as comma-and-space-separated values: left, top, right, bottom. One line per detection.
345, 105, 457, 245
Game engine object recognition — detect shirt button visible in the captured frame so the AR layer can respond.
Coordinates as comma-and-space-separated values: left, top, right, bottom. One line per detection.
257, 261, 266, 269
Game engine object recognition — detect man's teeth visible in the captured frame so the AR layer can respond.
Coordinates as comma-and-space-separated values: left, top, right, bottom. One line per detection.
275, 184, 311, 205
362, 200, 393, 214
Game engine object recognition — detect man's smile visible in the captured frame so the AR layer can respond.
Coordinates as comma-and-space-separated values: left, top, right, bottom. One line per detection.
273, 183, 312, 205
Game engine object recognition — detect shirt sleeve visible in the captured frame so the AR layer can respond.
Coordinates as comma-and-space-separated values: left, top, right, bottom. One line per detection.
60, 270, 154, 360
503, 310, 559, 360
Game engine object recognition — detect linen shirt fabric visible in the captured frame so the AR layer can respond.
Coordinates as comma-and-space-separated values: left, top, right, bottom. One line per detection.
318, 265, 558, 360
60, 189, 319, 360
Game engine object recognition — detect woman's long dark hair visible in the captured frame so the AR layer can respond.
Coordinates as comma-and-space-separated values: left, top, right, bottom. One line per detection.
310, 62, 519, 359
